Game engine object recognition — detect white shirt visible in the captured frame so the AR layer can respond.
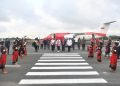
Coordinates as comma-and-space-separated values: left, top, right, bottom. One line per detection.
56, 40, 61, 46
50, 39, 55, 45
67, 39, 72, 46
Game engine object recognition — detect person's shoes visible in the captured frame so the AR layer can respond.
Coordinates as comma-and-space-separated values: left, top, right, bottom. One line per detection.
3, 71, 8, 74
15, 62, 18, 65
2, 69, 8, 74
110, 69, 116, 72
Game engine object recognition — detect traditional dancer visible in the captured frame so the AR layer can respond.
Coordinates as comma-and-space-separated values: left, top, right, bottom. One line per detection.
0, 45, 8, 74
88, 42, 94, 58
109, 42, 118, 71
12, 43, 19, 65
96, 45, 102, 62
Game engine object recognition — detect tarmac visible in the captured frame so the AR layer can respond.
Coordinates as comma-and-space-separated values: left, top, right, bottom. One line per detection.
0, 45, 120, 86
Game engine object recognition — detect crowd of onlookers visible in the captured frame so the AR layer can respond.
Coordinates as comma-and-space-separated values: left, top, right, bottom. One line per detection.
32, 37, 86, 52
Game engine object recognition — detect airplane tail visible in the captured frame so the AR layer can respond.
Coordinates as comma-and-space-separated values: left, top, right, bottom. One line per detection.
99, 21, 116, 34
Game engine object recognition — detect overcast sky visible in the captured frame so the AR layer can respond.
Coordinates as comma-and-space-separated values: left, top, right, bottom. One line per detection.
0, 0, 120, 38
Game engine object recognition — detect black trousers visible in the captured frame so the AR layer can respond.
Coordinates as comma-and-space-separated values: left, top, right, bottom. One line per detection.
57, 46, 60, 51
68, 46, 71, 52
44, 45, 46, 50
82, 44, 85, 50
105, 52, 110, 57
37, 45, 39, 50
34, 46, 38, 52
47, 45, 50, 50
0, 64, 5, 70
78, 44, 80, 50
72, 44, 75, 50
62, 45, 65, 51
51, 45, 55, 52
19, 48, 25, 55
41, 44, 43, 49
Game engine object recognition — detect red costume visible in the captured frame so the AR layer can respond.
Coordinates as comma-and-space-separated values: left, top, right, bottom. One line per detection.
0, 47, 7, 73
96, 47, 102, 62
90, 38, 96, 44
88, 45, 94, 58
0, 52, 7, 65
12, 46, 19, 64
90, 38, 96, 52
96, 38, 100, 45
109, 46, 118, 71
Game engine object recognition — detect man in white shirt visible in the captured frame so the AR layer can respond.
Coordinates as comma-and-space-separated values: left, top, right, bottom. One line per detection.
67, 38, 72, 52
50, 38, 56, 52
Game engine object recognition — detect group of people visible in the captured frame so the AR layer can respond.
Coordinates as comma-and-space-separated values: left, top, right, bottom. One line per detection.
1, 36, 119, 74
88, 37, 120, 72
33, 36, 120, 72
32, 37, 86, 52
0, 38, 27, 74
12, 38, 27, 64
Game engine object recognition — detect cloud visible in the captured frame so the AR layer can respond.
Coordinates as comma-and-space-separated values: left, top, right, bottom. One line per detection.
0, 9, 10, 22
37, 0, 120, 30
0, 0, 120, 38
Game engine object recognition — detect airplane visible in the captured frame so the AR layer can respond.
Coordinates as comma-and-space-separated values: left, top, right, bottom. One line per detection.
73, 21, 117, 41
42, 21, 116, 41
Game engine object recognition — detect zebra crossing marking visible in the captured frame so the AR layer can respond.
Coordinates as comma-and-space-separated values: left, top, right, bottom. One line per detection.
35, 63, 89, 65
42, 54, 80, 57
40, 57, 83, 59
38, 59, 85, 62
19, 78, 107, 84
43, 53, 80, 55
19, 53, 108, 84
31, 66, 93, 70
26, 71, 99, 76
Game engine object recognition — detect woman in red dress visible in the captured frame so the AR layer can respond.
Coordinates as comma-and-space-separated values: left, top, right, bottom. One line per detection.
12, 44, 19, 65
0, 45, 8, 74
96, 46, 102, 62
109, 42, 118, 71
88, 42, 94, 58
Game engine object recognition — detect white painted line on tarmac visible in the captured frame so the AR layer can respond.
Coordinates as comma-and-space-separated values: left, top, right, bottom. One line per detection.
40, 57, 83, 59
42, 55, 80, 57
35, 63, 89, 65
26, 71, 99, 76
31, 66, 93, 70
38, 59, 85, 62
6, 65, 21, 67
43, 53, 80, 55
19, 78, 107, 84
